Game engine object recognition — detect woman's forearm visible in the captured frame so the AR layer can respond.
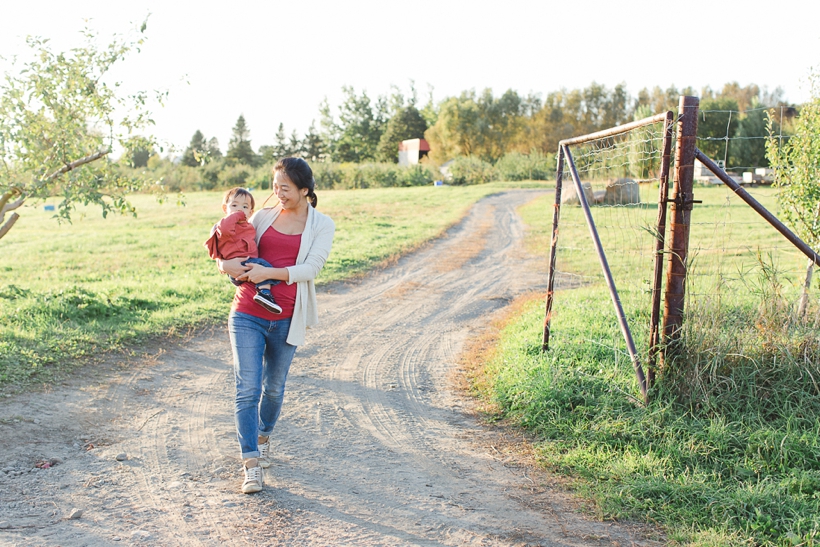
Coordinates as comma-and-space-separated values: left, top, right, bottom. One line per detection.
245, 264, 290, 284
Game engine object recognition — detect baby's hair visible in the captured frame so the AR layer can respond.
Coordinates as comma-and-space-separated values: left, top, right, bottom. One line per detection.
222, 187, 255, 210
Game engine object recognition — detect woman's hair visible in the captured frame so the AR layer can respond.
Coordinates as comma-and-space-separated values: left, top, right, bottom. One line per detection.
272, 157, 318, 208
222, 187, 255, 210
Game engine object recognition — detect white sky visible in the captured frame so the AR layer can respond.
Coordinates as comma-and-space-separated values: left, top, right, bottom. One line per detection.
2, 0, 818, 155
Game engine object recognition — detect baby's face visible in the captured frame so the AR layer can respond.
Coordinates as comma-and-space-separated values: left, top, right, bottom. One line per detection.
223, 195, 253, 219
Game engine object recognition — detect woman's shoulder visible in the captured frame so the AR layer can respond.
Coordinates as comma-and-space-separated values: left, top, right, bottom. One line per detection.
310, 207, 334, 228
250, 206, 281, 227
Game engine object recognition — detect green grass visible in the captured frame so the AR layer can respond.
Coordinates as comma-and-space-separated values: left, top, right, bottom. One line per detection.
0, 182, 542, 389
474, 184, 820, 546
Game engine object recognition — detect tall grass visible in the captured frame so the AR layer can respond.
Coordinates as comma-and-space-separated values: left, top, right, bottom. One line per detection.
0, 183, 529, 390
473, 184, 820, 546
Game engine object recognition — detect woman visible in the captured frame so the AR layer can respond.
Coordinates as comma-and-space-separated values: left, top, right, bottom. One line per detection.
219, 157, 335, 494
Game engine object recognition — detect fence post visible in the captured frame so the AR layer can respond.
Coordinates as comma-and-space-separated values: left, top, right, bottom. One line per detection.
542, 148, 564, 351
662, 96, 699, 361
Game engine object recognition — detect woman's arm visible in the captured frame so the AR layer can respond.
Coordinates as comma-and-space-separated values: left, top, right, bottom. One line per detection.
218, 257, 251, 278
285, 218, 335, 284
242, 263, 290, 284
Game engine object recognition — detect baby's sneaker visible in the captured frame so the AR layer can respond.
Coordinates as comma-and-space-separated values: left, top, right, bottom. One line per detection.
253, 291, 282, 314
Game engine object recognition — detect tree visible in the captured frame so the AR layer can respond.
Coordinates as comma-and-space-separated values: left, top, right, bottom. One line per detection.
767, 76, 820, 315
301, 121, 325, 162
288, 129, 303, 159
0, 23, 159, 242
376, 105, 428, 162
424, 92, 483, 162
322, 86, 387, 162
181, 130, 207, 167
206, 137, 222, 160
226, 115, 258, 166
697, 97, 740, 166
733, 98, 772, 170
130, 145, 154, 169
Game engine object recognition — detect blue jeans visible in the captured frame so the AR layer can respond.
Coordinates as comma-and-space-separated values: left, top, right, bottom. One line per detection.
228, 311, 297, 459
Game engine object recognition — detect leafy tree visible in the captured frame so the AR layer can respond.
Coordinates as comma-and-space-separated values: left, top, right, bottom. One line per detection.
0, 23, 159, 242
424, 92, 483, 162
130, 145, 154, 169
376, 105, 428, 162
697, 97, 740, 166
321, 86, 387, 162
767, 76, 820, 314
181, 130, 207, 167
733, 99, 772, 170
226, 115, 258, 166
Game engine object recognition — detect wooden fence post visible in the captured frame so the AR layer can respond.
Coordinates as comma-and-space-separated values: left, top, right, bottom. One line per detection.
662, 96, 699, 361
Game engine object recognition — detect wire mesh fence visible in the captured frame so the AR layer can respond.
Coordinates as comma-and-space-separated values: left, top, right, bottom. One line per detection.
544, 99, 817, 400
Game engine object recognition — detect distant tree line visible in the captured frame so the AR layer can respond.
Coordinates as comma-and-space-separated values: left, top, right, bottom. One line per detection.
125, 81, 797, 191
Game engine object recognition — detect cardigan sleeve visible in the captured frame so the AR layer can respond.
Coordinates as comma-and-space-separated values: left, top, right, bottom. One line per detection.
285, 215, 335, 284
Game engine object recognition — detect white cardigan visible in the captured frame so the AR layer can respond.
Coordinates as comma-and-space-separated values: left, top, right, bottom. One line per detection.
249, 205, 335, 346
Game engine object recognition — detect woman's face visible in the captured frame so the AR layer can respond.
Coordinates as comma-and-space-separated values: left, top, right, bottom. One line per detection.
273, 171, 308, 210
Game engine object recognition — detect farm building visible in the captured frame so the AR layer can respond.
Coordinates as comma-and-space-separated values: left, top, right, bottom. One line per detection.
398, 138, 430, 166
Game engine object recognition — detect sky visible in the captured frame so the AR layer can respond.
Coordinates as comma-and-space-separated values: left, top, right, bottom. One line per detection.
1, 0, 818, 156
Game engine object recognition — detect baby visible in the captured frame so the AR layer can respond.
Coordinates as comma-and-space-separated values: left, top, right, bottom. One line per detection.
205, 187, 282, 314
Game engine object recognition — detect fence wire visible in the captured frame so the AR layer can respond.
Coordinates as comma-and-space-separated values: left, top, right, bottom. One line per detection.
550, 105, 814, 379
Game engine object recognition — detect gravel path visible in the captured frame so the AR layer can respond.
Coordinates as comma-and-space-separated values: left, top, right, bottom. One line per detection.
0, 190, 661, 546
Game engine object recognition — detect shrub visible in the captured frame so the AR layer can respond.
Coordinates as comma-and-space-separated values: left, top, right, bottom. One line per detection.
447, 156, 497, 185
312, 162, 436, 190
494, 151, 556, 181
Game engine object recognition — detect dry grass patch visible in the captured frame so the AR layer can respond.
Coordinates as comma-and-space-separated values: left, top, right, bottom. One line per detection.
437, 205, 496, 273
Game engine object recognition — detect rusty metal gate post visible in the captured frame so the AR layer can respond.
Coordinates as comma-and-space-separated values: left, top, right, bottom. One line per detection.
542, 148, 564, 351
662, 96, 699, 362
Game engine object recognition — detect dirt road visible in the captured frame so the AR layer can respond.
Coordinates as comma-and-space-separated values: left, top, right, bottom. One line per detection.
0, 190, 659, 546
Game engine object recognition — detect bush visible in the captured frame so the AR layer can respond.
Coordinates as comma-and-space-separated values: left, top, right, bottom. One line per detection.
494, 151, 555, 181
446, 156, 497, 185
312, 162, 436, 190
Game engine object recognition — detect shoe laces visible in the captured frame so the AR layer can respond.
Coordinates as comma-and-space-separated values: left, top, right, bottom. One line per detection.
244, 464, 262, 483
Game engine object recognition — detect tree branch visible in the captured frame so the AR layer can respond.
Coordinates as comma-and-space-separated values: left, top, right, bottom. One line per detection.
42, 149, 110, 186
0, 212, 19, 241
0, 190, 24, 226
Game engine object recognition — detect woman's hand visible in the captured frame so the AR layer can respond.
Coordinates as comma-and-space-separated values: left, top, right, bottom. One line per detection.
244, 262, 288, 284
219, 257, 251, 278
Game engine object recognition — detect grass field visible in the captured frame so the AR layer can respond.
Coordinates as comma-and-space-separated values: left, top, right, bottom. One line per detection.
0, 182, 536, 389
472, 184, 820, 546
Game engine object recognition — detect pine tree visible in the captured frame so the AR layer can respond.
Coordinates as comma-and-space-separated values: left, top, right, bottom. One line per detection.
273, 123, 288, 159
226, 115, 258, 166
302, 121, 325, 161
181, 130, 206, 167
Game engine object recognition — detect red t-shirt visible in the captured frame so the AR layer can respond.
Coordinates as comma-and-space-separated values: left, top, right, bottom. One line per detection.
232, 226, 302, 320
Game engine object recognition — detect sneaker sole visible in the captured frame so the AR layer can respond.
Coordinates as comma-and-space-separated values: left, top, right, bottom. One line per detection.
253, 295, 282, 314
258, 459, 270, 469
242, 482, 263, 494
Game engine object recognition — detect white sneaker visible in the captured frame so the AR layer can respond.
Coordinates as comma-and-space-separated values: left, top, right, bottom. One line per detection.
258, 438, 271, 469
242, 463, 263, 494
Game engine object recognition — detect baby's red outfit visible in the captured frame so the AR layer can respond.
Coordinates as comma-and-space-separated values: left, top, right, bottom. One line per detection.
204, 210, 258, 260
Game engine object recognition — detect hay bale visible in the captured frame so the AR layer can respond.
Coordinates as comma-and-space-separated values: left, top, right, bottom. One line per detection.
603, 178, 640, 205
560, 180, 594, 206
